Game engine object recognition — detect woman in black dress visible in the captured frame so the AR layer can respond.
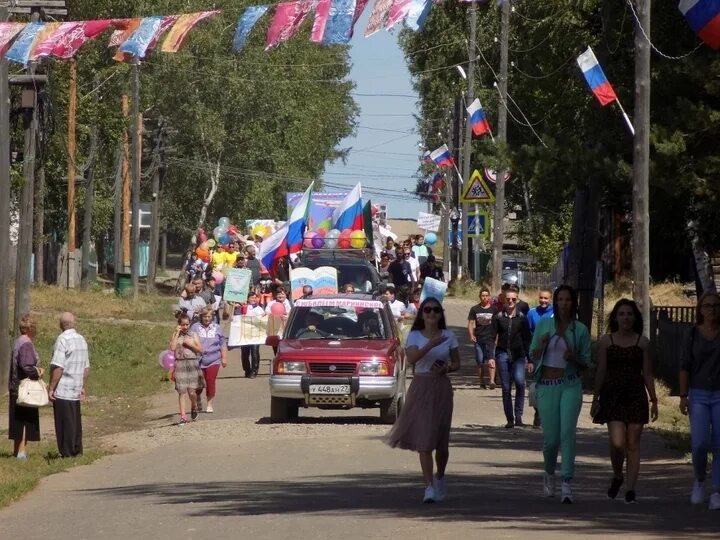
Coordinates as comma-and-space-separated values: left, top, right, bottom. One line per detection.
592, 299, 658, 503
8, 315, 44, 459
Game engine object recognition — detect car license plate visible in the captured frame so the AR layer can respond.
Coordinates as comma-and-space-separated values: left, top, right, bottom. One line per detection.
310, 384, 350, 395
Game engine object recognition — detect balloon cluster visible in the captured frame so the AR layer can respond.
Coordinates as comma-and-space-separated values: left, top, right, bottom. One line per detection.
195, 216, 240, 263
303, 228, 367, 249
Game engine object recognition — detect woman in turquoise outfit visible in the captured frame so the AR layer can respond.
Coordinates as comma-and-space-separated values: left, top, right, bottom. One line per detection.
530, 285, 592, 504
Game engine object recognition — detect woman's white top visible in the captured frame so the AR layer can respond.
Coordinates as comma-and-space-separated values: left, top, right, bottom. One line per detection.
543, 334, 568, 369
406, 329, 459, 374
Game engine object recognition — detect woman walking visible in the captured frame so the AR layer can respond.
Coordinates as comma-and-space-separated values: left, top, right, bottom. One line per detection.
680, 291, 720, 510
530, 285, 591, 504
592, 299, 658, 504
169, 313, 204, 424
385, 298, 460, 503
191, 307, 228, 414
8, 315, 44, 459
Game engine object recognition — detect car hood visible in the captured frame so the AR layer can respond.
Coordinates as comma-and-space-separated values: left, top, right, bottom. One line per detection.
278, 339, 395, 358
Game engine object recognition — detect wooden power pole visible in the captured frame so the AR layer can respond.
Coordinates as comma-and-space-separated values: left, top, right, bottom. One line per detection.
121, 95, 131, 272
491, 1, 510, 294
66, 58, 77, 288
0, 3, 10, 391
462, 4, 478, 281
130, 58, 142, 299
632, 0, 651, 335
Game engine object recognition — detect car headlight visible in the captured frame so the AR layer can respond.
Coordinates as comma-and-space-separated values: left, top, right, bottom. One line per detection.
276, 361, 306, 374
359, 361, 389, 376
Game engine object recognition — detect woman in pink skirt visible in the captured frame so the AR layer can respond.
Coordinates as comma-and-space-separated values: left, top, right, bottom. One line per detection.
385, 297, 460, 503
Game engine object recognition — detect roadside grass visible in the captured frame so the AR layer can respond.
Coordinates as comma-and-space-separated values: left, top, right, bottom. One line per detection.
1, 284, 177, 507
650, 381, 691, 456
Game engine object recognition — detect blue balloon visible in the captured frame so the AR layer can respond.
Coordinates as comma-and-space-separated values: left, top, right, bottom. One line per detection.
425, 232, 438, 246
219, 233, 231, 245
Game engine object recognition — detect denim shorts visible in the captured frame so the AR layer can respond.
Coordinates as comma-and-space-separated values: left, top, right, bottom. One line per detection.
474, 342, 495, 365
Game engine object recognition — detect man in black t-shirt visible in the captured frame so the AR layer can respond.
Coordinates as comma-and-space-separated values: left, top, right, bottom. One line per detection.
467, 287, 498, 389
387, 250, 413, 301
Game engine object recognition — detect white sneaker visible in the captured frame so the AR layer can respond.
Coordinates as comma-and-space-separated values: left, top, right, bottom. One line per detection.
691, 480, 705, 505
561, 481, 573, 504
433, 476, 447, 502
423, 485, 436, 503
709, 492, 720, 510
543, 472, 556, 498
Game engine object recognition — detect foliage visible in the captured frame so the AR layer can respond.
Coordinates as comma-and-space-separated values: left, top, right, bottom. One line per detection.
519, 204, 573, 271
398, 1, 720, 280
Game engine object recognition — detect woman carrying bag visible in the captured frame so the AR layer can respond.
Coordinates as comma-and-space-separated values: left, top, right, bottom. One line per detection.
8, 315, 44, 460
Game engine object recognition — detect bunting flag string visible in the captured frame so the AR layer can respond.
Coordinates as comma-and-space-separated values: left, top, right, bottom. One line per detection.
365, 0, 394, 37
0, 22, 26, 57
405, 0, 433, 32
323, 0, 358, 45
234, 6, 270, 52
265, 0, 313, 50
5, 21, 45, 65
161, 11, 220, 53
386, 0, 413, 31
311, 0, 333, 43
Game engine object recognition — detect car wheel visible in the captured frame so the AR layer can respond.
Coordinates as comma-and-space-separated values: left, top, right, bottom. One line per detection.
287, 400, 299, 420
380, 392, 402, 424
270, 396, 290, 422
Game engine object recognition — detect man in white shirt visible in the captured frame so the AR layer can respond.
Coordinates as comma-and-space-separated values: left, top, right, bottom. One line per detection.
48, 312, 90, 457
384, 286, 406, 321
403, 246, 420, 283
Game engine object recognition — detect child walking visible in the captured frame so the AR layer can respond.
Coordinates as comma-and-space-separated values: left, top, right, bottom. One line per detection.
169, 313, 204, 424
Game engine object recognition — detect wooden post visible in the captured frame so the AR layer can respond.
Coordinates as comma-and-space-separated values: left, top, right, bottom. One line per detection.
0, 4, 11, 389
632, 0, 651, 335
121, 95, 130, 271
491, 1, 510, 294
160, 230, 167, 273
130, 58, 141, 298
66, 58, 77, 288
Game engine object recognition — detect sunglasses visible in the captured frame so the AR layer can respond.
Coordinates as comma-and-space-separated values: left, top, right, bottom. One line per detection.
506, 298, 518, 303
423, 306, 443, 314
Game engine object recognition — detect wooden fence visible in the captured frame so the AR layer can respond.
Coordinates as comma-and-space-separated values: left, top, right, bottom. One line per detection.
650, 305, 695, 393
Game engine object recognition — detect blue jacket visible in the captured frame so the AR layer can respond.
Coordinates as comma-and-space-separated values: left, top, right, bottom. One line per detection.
527, 305, 554, 333
529, 317, 592, 381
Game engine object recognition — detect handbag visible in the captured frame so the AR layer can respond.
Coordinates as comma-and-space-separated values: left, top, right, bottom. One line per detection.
17, 378, 49, 408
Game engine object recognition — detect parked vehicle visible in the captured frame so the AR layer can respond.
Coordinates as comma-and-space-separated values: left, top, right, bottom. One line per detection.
297, 249, 383, 294
267, 295, 406, 423
501, 259, 523, 288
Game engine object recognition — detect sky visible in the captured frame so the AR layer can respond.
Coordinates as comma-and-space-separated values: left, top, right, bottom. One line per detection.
321, 10, 424, 220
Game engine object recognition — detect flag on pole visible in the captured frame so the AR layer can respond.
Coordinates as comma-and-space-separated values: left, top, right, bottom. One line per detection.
333, 183, 364, 231
311, 0, 333, 43
679, 0, 720, 49
430, 144, 455, 168
576, 46, 617, 106
5, 22, 45, 65
431, 173, 445, 192
0, 23, 26, 57
161, 11, 220, 53
259, 182, 314, 273
234, 6, 270, 52
466, 98, 492, 137
265, 0, 313, 50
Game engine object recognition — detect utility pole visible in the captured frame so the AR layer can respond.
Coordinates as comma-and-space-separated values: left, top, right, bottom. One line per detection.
450, 95, 463, 282
0, 3, 10, 391
462, 4, 478, 281
632, 0, 651, 335
81, 74, 100, 289
491, 1, 510, 294
121, 95, 131, 272
112, 144, 123, 283
66, 58, 77, 288
130, 58, 142, 298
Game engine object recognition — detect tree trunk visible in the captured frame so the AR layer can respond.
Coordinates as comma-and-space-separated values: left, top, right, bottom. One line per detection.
689, 220, 716, 295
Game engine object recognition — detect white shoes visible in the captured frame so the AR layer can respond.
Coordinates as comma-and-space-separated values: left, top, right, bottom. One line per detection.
423, 485, 436, 503
709, 492, 720, 511
433, 476, 447, 502
691, 480, 705, 505
543, 472, 556, 498
561, 481, 573, 504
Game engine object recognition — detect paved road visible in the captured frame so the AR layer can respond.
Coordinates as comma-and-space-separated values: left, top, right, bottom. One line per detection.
1, 298, 715, 539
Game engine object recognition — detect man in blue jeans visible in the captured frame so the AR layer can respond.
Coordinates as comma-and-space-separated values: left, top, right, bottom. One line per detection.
491, 286, 533, 428
468, 288, 498, 389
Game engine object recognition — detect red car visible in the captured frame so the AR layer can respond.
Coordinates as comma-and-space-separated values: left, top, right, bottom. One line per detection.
267, 295, 407, 423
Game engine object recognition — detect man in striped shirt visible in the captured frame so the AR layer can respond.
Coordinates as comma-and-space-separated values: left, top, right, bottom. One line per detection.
48, 312, 90, 457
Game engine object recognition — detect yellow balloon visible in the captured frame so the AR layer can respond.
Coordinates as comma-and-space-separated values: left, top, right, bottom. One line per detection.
349, 230, 366, 249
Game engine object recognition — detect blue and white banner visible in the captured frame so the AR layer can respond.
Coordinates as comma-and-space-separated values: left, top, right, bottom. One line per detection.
119, 16, 165, 57
322, 0, 357, 45
5, 22, 44, 65
233, 5, 270, 52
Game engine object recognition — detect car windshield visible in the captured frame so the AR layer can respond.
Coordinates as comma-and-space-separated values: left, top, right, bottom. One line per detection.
287, 306, 388, 340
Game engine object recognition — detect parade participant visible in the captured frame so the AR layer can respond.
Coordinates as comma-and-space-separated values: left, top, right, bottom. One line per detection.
492, 288, 532, 428
224, 241, 241, 268
528, 288, 555, 428
388, 250, 413, 301
342, 284, 355, 294
169, 313, 204, 424
679, 291, 720, 510
467, 288, 498, 390
405, 288, 422, 319
211, 246, 227, 273
404, 245, 420, 283
8, 315, 43, 460
301, 285, 313, 298
420, 255, 444, 283
530, 285, 591, 504
495, 283, 530, 316
592, 299, 657, 504
412, 235, 430, 265
385, 298, 460, 503
176, 284, 207, 322
240, 292, 265, 378
265, 289, 292, 315
379, 253, 392, 281
194, 277, 215, 306
381, 237, 397, 261
245, 244, 262, 292
48, 312, 90, 457
384, 286, 406, 321
191, 307, 228, 414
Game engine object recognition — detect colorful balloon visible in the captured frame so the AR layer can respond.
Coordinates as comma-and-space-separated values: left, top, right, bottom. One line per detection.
212, 270, 225, 285
303, 232, 316, 249
158, 350, 175, 370
206, 239, 216, 248
350, 230, 367, 249
338, 229, 352, 249
218, 217, 231, 229
312, 235, 325, 248
270, 302, 286, 316
424, 232, 438, 246
197, 228, 208, 243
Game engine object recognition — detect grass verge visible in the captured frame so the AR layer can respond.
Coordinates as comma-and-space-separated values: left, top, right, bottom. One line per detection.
1, 284, 177, 507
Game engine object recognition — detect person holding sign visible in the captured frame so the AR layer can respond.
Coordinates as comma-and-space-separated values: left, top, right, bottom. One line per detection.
238, 292, 265, 378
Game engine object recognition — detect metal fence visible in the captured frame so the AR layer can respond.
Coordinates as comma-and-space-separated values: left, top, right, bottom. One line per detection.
650, 305, 695, 393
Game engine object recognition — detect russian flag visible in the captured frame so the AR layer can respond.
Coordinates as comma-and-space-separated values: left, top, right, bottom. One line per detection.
466, 98, 491, 137
258, 182, 314, 273
430, 144, 455, 168
431, 173, 445, 192
680, 0, 720, 49
333, 182, 364, 231
576, 47, 618, 107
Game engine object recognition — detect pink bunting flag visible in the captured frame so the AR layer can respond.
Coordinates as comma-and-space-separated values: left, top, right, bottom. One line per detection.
311, 0, 333, 43
265, 0, 313, 50
26, 22, 60, 61
0, 22, 26, 57
146, 15, 180, 51
350, 0, 371, 37
52, 20, 114, 59
161, 10, 220, 53
385, 0, 413, 30
365, 0, 393, 37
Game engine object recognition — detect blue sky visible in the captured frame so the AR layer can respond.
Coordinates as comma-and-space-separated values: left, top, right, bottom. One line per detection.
321, 10, 424, 220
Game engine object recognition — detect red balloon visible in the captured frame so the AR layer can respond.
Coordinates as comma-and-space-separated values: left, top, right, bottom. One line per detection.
339, 229, 352, 238
316, 228, 327, 237
270, 302, 286, 316
338, 236, 352, 249
228, 225, 237, 234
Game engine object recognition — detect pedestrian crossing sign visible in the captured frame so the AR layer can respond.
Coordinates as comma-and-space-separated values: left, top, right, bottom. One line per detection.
460, 170, 495, 203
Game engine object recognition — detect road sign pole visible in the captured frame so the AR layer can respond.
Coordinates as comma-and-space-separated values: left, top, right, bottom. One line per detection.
474, 203, 480, 281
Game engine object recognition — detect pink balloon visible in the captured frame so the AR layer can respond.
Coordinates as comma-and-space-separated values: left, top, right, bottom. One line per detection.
159, 350, 175, 370
212, 271, 225, 285
303, 232, 316, 249
340, 229, 352, 238
270, 302, 286, 316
